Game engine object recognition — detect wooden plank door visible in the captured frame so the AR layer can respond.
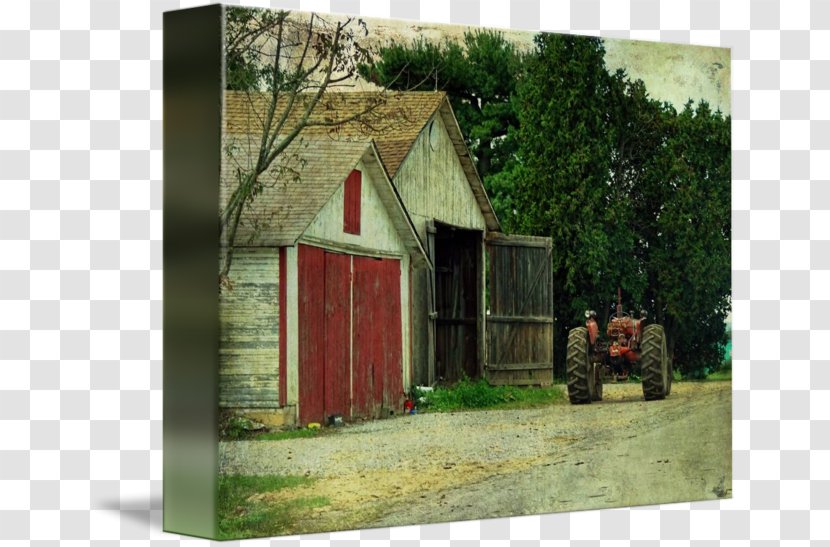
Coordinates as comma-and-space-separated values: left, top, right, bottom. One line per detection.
433, 226, 480, 382
299, 245, 404, 423
485, 234, 554, 386
380, 258, 403, 412
298, 244, 326, 424
324, 251, 351, 418
352, 256, 403, 418
426, 221, 437, 386
352, 257, 383, 418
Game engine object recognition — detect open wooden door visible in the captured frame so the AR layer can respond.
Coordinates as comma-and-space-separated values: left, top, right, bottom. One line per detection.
426, 221, 437, 386
485, 233, 554, 386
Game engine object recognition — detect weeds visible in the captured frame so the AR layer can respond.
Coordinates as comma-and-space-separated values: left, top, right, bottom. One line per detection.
706, 369, 732, 381
255, 428, 322, 441
417, 377, 565, 412
217, 474, 328, 539
220, 415, 265, 440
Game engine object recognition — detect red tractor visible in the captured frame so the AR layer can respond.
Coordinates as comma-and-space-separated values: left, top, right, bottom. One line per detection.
566, 288, 672, 403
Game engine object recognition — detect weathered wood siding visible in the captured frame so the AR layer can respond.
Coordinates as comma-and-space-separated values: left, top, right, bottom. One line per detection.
302, 160, 405, 256
219, 248, 280, 407
393, 114, 487, 240
410, 268, 431, 386
485, 235, 554, 386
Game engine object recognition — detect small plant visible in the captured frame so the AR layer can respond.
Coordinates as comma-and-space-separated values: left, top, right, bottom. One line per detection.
420, 376, 565, 412
256, 428, 322, 441
707, 359, 732, 381
221, 415, 265, 440
409, 385, 433, 409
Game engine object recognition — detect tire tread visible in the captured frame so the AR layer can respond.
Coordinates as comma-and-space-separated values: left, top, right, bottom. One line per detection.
641, 324, 666, 401
567, 327, 591, 404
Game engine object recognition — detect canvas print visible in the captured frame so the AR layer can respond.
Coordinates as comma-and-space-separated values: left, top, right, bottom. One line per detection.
211, 5, 731, 539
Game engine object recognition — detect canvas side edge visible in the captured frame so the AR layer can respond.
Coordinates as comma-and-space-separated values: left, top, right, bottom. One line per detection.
162, 4, 223, 539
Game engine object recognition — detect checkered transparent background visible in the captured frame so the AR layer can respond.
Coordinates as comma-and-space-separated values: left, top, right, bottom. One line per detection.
0, 0, 826, 543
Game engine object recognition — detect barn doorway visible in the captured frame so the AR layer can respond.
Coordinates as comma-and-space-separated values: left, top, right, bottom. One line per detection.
431, 222, 482, 383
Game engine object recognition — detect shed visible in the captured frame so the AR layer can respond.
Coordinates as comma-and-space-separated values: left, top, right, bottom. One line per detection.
221, 90, 555, 426
219, 134, 428, 426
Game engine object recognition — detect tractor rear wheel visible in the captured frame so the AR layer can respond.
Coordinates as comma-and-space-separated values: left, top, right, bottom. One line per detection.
641, 324, 668, 401
567, 327, 592, 404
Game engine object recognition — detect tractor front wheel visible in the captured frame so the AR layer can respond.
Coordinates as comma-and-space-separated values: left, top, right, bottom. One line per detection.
640, 324, 669, 401
567, 327, 593, 404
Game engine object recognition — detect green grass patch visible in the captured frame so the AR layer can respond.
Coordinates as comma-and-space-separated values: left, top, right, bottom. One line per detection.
255, 428, 322, 441
217, 474, 329, 539
415, 377, 566, 412
706, 369, 732, 381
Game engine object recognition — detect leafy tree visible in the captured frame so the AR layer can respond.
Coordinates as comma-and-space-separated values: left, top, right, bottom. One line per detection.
221, 7, 381, 286
359, 30, 525, 221
605, 70, 675, 324
605, 72, 732, 377
510, 33, 623, 374
509, 33, 730, 379
644, 100, 731, 377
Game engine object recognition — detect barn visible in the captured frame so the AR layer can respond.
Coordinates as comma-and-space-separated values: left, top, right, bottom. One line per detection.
220, 90, 554, 426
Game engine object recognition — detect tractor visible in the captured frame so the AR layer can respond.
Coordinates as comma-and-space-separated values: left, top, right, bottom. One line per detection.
566, 288, 672, 403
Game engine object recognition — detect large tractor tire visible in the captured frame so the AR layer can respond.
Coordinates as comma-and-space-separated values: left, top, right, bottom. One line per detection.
567, 327, 595, 404
641, 324, 669, 400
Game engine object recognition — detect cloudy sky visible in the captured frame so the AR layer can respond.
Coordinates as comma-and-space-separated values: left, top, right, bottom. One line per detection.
345, 13, 731, 115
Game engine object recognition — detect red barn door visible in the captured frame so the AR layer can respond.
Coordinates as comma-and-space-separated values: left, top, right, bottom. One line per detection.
298, 245, 403, 424
298, 244, 325, 425
323, 251, 351, 418
380, 258, 403, 411
352, 256, 403, 419
352, 257, 382, 418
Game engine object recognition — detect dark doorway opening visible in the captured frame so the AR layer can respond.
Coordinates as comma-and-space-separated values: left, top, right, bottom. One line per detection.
433, 222, 481, 382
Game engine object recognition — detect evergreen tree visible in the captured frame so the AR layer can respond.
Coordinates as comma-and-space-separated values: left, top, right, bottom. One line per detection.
511, 35, 730, 378
360, 30, 525, 222
646, 100, 731, 377
367, 29, 731, 378
511, 34, 621, 374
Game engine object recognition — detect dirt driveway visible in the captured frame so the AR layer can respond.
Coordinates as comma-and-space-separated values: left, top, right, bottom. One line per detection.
219, 381, 731, 534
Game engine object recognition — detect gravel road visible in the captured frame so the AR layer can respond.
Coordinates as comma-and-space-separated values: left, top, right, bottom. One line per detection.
219, 381, 731, 534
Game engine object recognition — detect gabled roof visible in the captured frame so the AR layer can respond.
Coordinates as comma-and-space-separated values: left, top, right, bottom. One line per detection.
224, 90, 501, 232
220, 135, 429, 266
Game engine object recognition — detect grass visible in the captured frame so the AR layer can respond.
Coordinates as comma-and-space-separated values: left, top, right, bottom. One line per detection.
706, 369, 732, 381
255, 428, 322, 441
217, 474, 329, 539
416, 377, 566, 412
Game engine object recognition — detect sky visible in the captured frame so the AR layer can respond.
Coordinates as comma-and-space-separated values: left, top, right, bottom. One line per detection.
348, 13, 731, 115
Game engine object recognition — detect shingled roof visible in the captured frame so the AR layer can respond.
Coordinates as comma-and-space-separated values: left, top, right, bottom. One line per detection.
221, 135, 428, 265
224, 90, 501, 232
